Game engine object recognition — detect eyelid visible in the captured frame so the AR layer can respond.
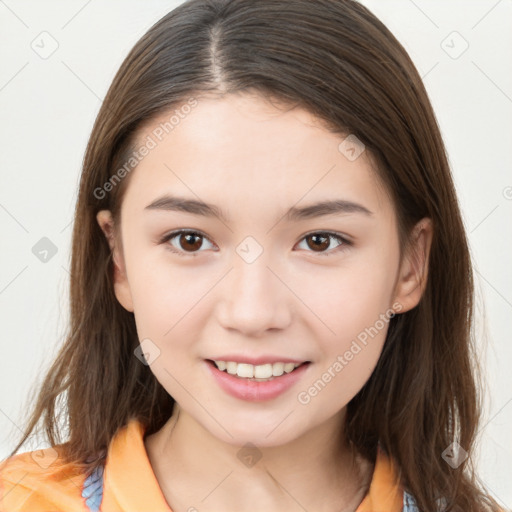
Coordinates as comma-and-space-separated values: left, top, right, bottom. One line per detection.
159, 229, 353, 257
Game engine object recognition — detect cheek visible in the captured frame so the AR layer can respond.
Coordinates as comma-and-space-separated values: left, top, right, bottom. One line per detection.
300, 279, 392, 415
122, 241, 204, 338
296, 256, 395, 399
131, 272, 208, 340
303, 257, 396, 341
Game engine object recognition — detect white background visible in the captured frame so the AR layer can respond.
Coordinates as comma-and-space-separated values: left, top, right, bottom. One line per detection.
0, 0, 511, 508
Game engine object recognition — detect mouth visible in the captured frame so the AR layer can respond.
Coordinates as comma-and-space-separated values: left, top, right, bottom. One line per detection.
205, 358, 312, 401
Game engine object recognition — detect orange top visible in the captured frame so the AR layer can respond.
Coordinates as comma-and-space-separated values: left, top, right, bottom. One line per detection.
0, 419, 405, 512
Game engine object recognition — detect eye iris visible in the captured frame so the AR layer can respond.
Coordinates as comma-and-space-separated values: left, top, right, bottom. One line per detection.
180, 233, 202, 251
307, 234, 330, 252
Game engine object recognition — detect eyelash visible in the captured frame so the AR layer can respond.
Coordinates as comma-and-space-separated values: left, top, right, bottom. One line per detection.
159, 229, 352, 258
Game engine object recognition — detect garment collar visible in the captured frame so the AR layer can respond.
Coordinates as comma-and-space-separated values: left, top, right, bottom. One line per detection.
101, 418, 403, 512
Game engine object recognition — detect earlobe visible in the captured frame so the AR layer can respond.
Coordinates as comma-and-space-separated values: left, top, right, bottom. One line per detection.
393, 218, 433, 314
96, 210, 134, 313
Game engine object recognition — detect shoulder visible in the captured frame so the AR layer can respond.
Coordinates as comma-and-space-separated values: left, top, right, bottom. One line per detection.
0, 446, 90, 512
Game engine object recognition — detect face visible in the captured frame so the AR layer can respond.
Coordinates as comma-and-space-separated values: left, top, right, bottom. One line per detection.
97, 92, 430, 447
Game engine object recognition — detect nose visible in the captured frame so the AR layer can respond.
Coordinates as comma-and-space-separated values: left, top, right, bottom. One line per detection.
216, 254, 292, 337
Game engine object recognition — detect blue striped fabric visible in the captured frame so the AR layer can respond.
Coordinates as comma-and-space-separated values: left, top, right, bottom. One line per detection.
403, 490, 420, 511
82, 464, 104, 512
403, 490, 449, 511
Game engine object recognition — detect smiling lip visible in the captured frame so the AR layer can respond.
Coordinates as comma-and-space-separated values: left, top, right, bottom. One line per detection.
204, 359, 311, 402
207, 355, 308, 365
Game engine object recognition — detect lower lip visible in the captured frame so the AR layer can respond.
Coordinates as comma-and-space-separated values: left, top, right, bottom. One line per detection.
205, 360, 311, 402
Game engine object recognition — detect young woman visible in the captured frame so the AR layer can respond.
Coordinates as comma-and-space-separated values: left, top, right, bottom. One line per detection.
0, 1, 503, 511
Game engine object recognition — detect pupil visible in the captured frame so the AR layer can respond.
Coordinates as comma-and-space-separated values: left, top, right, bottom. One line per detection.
310, 234, 329, 251
183, 233, 201, 251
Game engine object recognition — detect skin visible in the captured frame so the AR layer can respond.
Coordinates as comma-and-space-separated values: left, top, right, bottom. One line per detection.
97, 92, 432, 512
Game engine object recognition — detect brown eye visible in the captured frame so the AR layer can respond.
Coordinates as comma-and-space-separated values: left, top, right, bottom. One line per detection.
305, 233, 331, 252
161, 230, 215, 256
296, 232, 350, 256
178, 232, 203, 252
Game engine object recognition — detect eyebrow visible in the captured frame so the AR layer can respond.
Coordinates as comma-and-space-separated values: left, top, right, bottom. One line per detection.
144, 195, 373, 222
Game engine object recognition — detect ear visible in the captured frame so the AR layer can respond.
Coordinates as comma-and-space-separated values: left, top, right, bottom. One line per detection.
393, 217, 433, 314
96, 210, 134, 313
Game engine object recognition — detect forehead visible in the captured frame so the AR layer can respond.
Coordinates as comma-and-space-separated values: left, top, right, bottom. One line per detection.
121, 93, 391, 219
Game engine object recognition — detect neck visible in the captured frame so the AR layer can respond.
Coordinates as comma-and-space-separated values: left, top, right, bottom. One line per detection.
144, 404, 373, 512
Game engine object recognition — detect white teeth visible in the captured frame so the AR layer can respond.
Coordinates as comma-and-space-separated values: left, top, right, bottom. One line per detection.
226, 361, 238, 375
283, 363, 296, 374
254, 363, 273, 379
272, 362, 284, 376
213, 360, 303, 378
236, 363, 254, 378
216, 361, 227, 371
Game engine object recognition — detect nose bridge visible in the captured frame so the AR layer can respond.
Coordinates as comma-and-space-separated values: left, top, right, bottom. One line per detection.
218, 239, 291, 334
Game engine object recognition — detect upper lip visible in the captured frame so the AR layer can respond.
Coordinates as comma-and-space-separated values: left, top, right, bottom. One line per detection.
207, 355, 310, 365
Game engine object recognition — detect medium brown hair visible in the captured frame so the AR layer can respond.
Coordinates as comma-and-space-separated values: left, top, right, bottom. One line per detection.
5, 1, 501, 510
